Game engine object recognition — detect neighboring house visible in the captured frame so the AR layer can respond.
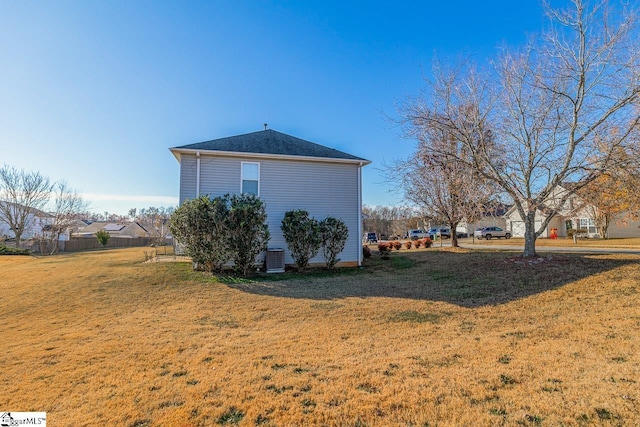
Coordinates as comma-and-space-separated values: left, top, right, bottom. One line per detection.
170, 129, 370, 267
503, 184, 640, 238
0, 201, 53, 241
75, 221, 150, 238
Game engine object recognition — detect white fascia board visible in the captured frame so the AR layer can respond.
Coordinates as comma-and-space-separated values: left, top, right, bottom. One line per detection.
169, 147, 371, 166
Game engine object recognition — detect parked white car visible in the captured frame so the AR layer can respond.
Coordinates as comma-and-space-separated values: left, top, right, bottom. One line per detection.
474, 226, 511, 240
407, 229, 427, 240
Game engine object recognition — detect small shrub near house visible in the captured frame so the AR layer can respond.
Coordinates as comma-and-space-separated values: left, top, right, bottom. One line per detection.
170, 194, 270, 275
362, 245, 371, 258
567, 228, 588, 239
404, 241, 413, 250
422, 237, 433, 248
414, 239, 422, 249
169, 195, 231, 273
227, 194, 270, 276
319, 217, 349, 269
392, 240, 402, 250
281, 210, 322, 271
377, 242, 391, 259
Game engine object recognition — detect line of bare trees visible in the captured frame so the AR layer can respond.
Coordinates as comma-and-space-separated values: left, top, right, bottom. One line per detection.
128, 206, 175, 245
362, 205, 424, 240
0, 164, 87, 253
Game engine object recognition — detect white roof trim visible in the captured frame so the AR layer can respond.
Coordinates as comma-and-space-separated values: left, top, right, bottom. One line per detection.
170, 147, 371, 166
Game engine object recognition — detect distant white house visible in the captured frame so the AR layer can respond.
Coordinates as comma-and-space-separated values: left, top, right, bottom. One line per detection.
0, 201, 53, 241
75, 221, 151, 238
503, 184, 640, 238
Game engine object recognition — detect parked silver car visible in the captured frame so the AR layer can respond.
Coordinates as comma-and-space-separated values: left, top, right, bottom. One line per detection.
407, 229, 428, 240
474, 226, 511, 240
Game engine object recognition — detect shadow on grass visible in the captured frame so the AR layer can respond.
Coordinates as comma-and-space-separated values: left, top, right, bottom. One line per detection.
221, 250, 640, 308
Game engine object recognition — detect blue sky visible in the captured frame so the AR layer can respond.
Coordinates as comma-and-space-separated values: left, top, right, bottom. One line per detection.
0, 1, 545, 215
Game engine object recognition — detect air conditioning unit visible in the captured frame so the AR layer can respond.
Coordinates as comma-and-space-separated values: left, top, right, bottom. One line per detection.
265, 248, 285, 273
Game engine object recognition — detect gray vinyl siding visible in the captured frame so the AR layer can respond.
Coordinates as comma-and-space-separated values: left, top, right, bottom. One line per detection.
179, 154, 362, 265
179, 155, 198, 204
199, 157, 243, 197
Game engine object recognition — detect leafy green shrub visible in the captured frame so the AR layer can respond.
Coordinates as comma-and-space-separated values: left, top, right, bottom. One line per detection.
95, 230, 110, 248
227, 194, 270, 276
281, 210, 321, 271
319, 217, 348, 269
567, 228, 588, 238
169, 195, 231, 273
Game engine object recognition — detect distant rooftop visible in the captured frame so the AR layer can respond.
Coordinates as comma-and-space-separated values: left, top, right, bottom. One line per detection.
171, 129, 369, 163
103, 223, 126, 232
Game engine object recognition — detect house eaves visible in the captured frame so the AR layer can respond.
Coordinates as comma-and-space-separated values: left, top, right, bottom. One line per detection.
169, 129, 371, 166
170, 147, 371, 166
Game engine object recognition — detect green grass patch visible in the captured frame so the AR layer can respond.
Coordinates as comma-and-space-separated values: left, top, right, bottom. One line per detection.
389, 310, 445, 324
0, 244, 31, 255
217, 406, 245, 424
390, 255, 416, 269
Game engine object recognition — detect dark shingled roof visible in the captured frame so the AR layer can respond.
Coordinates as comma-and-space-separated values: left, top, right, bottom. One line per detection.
173, 129, 368, 162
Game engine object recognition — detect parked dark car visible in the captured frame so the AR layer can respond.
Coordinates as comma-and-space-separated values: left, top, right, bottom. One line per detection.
364, 232, 378, 243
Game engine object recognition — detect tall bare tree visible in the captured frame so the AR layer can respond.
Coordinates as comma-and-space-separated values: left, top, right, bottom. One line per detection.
396, 124, 497, 247
0, 165, 53, 248
401, 0, 640, 257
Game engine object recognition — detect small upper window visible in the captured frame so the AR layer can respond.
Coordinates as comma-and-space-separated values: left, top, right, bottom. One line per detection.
241, 162, 260, 196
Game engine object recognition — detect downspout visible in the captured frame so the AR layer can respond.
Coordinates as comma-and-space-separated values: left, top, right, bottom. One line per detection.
196, 151, 201, 197
358, 161, 363, 266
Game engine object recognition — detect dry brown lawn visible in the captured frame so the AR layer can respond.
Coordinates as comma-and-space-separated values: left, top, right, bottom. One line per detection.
1, 247, 639, 426
465, 236, 640, 248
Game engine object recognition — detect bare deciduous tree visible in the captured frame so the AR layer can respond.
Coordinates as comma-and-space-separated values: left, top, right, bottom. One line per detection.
401, 0, 640, 257
0, 165, 53, 248
362, 205, 417, 239
37, 182, 88, 254
394, 119, 498, 247
136, 206, 175, 245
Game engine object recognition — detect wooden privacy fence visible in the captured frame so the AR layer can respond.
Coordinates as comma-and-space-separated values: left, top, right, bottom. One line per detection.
60, 237, 153, 252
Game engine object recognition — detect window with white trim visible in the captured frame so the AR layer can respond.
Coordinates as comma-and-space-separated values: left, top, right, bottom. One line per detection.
578, 218, 596, 234
241, 162, 260, 196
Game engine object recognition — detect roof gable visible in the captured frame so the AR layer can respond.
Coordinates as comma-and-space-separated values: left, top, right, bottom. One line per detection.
171, 129, 369, 163
0, 201, 52, 218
